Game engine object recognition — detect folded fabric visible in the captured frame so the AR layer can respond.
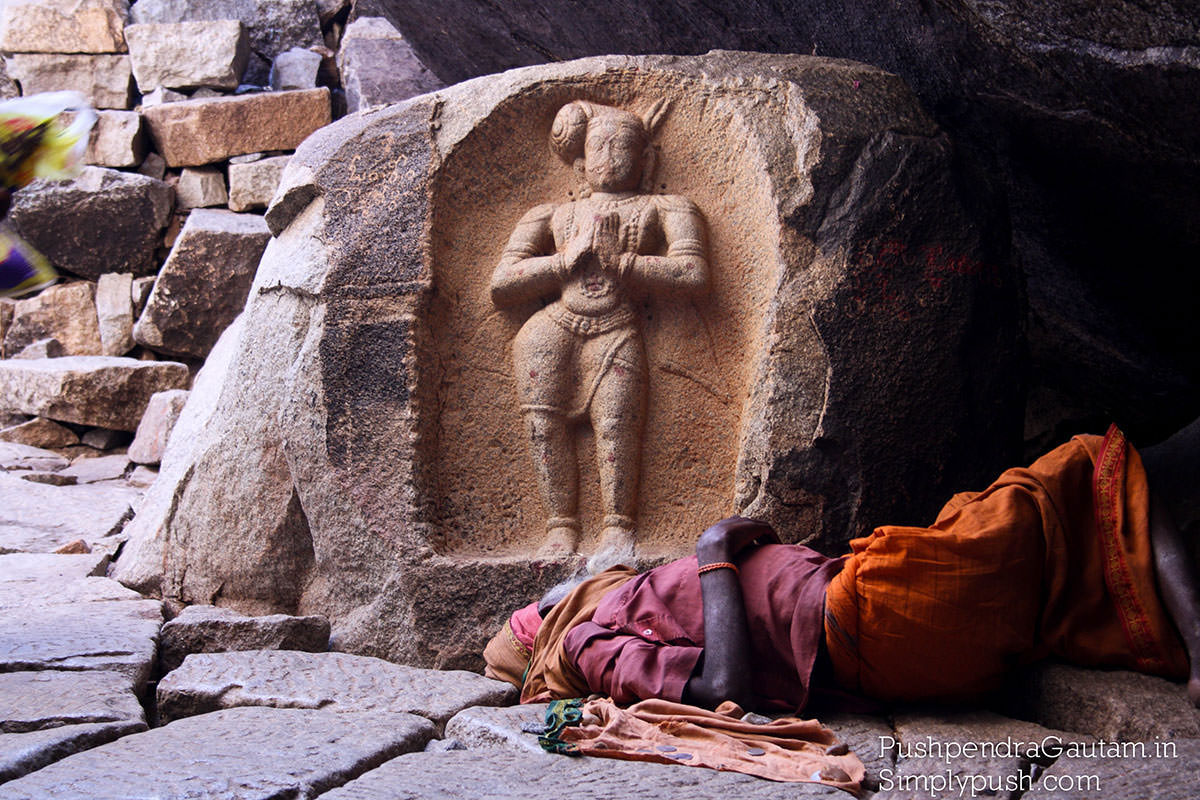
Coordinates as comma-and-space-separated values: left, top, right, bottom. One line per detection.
539, 696, 865, 795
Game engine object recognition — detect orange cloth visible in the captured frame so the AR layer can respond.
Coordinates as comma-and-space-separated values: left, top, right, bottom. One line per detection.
521, 566, 638, 703
557, 697, 865, 794
824, 426, 1189, 703
482, 620, 530, 689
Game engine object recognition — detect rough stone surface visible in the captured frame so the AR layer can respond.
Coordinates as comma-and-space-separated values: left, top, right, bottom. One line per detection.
0, 706, 433, 800
159, 604, 330, 673
142, 88, 331, 166
84, 110, 145, 168
111, 314, 243, 594
59, 453, 131, 484
3, 54, 132, 109
133, 209, 270, 359
79, 427, 130, 450
9, 338, 63, 360
0, 670, 143, 734
126, 20, 249, 92
139, 87, 186, 107
95, 273, 135, 357
1013, 662, 1200, 741
8, 167, 173, 279
228, 154, 289, 211
0, 598, 161, 684
0, 417, 78, 449
1023, 738, 1200, 800
443, 703, 550, 754
0, 471, 139, 554
127, 389, 189, 465
270, 46, 321, 90
2, 282, 102, 358
0, 356, 190, 431
131, 0, 325, 86
0, 552, 109, 586
0, 0, 129, 55
157, 650, 516, 730
320, 749, 840, 799
0, 720, 145, 783
0, 441, 67, 473
175, 167, 229, 209
0, 301, 12, 347
130, 277, 156, 316
337, 16, 442, 113
131, 53, 1019, 665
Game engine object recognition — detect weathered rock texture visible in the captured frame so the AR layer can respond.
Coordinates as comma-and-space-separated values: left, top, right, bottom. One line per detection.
95, 273, 136, 356
157, 650, 516, 729
131, 0, 325, 86
175, 167, 228, 209
114, 54, 1019, 667
84, 110, 146, 169
125, 20, 250, 92
142, 88, 331, 167
271, 47, 322, 91
337, 16, 442, 113
133, 209, 271, 359
0, 470, 139, 553
0, 417, 78, 449
0, 720, 145, 784
0, 0, 129, 55
158, 604, 329, 672
8, 167, 172, 279
0, 356, 190, 431
2, 282, 102, 358
0, 707, 433, 800
3, 54, 132, 109
0, 670, 143, 734
228, 154, 289, 212
127, 389, 189, 465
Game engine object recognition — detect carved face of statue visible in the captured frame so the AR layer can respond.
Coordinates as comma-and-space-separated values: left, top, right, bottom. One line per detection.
583, 116, 645, 193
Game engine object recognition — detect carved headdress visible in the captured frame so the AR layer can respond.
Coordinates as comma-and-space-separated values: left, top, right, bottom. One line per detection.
549, 99, 669, 194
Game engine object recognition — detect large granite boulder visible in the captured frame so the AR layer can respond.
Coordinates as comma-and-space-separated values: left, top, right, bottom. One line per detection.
2, 54, 132, 109
8, 167, 172, 280
2, 282, 102, 358
0, 0, 129, 55
113, 53, 1020, 667
125, 20, 250, 93
365, 0, 1200, 448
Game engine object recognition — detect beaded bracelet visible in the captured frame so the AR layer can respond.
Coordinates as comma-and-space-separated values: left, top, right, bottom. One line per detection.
697, 561, 739, 576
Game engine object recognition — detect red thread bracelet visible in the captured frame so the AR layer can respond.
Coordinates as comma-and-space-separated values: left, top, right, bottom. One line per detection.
697, 561, 739, 576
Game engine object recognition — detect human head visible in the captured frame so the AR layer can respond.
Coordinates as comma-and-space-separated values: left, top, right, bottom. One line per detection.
549, 101, 652, 193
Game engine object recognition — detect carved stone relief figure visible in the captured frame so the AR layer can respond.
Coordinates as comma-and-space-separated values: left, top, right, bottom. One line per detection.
490, 99, 710, 571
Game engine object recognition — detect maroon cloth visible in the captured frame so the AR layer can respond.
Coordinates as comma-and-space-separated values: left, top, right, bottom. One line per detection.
563, 544, 846, 711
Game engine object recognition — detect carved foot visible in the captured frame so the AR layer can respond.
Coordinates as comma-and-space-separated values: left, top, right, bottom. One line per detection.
587, 522, 636, 573
537, 518, 580, 559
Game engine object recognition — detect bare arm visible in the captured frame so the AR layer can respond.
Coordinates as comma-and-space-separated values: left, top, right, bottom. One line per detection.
1149, 491, 1200, 707
682, 516, 779, 709
622, 197, 708, 295
490, 204, 564, 307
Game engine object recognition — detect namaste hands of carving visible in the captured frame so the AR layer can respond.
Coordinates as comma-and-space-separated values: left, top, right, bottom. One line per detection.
561, 211, 623, 278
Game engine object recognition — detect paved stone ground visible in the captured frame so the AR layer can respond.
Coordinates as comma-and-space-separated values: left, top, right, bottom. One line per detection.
1, 458, 1198, 798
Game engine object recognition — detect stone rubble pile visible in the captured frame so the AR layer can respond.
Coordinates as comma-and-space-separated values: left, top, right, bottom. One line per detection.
0, 1, 444, 546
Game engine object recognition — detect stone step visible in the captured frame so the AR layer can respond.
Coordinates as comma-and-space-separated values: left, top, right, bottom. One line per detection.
156, 649, 516, 732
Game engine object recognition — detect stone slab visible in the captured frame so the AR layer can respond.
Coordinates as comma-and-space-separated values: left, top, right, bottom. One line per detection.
95, 273, 135, 357
0, 0, 128, 55
1023, 738, 1200, 800
228, 154, 289, 212
1015, 662, 1200, 741
9, 167, 173, 280
126, 20, 249, 92
3, 54, 132, 110
0, 417, 78, 449
128, 389, 189, 465
443, 703, 550, 754
0, 356, 190, 431
0, 575, 143, 612
59, 454, 132, 485
270, 47, 321, 91
80, 427, 130, 450
0, 442, 68, 473
0, 552, 109, 586
321, 749, 841, 800
336, 16, 442, 113
0, 598, 161, 686
159, 604, 329, 673
156, 650, 516, 730
142, 88, 331, 167
2, 282, 102, 358
85, 110, 146, 168
0, 670, 143, 734
176, 167, 229, 209
0, 706, 432, 800
0, 720, 145, 784
133, 209, 271, 359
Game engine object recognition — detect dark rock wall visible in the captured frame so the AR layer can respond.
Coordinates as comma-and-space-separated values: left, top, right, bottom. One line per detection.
361, 0, 1200, 454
